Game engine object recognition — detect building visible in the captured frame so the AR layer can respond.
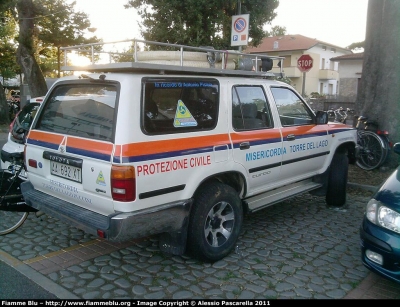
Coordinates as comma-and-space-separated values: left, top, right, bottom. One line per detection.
330, 53, 363, 102
245, 34, 353, 98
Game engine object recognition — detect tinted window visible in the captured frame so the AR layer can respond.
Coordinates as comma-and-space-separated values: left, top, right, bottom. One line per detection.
232, 86, 272, 130
11, 102, 41, 143
271, 87, 313, 126
35, 84, 116, 141
142, 78, 219, 134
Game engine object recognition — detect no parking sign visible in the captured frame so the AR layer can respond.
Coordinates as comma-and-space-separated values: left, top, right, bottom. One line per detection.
231, 14, 249, 46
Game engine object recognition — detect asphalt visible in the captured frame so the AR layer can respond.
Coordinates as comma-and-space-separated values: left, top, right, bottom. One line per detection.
0, 130, 400, 300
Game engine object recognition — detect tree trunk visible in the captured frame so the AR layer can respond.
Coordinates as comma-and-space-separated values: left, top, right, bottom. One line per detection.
356, 0, 400, 167
16, 0, 48, 98
0, 82, 10, 125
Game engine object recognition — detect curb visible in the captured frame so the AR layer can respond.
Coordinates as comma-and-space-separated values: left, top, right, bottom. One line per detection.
347, 181, 378, 192
0, 250, 79, 299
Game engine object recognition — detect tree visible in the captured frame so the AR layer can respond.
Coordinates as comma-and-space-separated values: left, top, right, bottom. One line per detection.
0, 5, 19, 124
356, 0, 400, 167
267, 25, 287, 37
36, 0, 101, 78
347, 41, 364, 52
16, 0, 48, 99
125, 0, 279, 49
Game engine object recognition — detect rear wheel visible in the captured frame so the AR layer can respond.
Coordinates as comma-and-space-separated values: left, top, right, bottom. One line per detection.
326, 153, 348, 207
187, 182, 243, 262
356, 131, 386, 170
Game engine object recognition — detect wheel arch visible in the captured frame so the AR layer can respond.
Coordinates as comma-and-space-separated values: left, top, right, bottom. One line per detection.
193, 170, 247, 199
337, 141, 357, 164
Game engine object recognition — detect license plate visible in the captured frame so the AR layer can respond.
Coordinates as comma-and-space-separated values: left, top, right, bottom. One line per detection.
51, 161, 82, 183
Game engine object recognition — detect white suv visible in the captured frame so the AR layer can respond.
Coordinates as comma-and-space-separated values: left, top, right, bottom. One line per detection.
20, 40, 357, 262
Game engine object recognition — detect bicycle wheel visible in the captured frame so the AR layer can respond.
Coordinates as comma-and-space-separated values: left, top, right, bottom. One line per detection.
0, 210, 28, 235
356, 130, 386, 170
0, 170, 28, 235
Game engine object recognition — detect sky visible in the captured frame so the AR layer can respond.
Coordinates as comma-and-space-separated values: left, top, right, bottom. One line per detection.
69, 0, 368, 49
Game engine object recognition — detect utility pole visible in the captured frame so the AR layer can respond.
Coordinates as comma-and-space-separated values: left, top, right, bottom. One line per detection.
238, 0, 242, 52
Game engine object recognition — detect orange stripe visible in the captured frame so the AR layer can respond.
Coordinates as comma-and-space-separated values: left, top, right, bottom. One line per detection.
67, 137, 114, 155
121, 133, 230, 157
28, 130, 64, 144
281, 126, 327, 137
230, 130, 282, 142
29, 130, 114, 155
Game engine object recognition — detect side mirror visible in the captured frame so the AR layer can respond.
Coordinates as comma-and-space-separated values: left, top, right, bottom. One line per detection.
393, 143, 400, 155
15, 126, 28, 134
315, 111, 328, 125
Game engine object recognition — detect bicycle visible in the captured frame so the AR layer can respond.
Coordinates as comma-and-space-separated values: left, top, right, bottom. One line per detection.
327, 107, 391, 171
355, 115, 391, 171
0, 152, 36, 235
327, 107, 354, 124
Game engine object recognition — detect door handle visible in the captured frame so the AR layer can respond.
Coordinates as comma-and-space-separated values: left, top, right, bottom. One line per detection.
239, 142, 250, 150
286, 134, 296, 141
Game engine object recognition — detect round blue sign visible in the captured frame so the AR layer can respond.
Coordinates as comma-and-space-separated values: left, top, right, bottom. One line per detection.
234, 18, 246, 33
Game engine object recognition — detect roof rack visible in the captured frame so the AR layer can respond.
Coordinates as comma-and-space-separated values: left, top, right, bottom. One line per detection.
60, 39, 285, 78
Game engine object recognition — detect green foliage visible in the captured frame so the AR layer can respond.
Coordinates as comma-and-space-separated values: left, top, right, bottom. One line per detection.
347, 41, 364, 51
272, 75, 292, 85
310, 92, 325, 98
125, 0, 279, 49
35, 0, 102, 76
267, 25, 287, 37
0, 0, 102, 78
0, 9, 19, 80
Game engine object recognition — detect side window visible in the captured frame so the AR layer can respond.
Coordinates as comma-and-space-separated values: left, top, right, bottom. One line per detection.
232, 86, 272, 130
142, 78, 219, 134
271, 87, 313, 126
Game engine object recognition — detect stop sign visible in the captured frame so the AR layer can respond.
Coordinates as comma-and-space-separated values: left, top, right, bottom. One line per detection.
297, 54, 313, 72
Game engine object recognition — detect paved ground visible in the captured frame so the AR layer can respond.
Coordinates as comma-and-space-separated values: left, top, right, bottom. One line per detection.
0, 128, 400, 300
1, 190, 399, 299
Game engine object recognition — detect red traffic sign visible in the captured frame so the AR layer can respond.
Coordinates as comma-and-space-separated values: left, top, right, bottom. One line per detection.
297, 54, 313, 72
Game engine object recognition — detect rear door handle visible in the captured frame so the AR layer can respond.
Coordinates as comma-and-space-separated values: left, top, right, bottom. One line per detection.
239, 142, 250, 150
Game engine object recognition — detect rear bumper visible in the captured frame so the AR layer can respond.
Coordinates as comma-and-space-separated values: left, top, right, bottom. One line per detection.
21, 181, 192, 243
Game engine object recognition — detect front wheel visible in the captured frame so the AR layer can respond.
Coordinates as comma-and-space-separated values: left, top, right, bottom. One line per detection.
326, 153, 348, 207
187, 182, 243, 262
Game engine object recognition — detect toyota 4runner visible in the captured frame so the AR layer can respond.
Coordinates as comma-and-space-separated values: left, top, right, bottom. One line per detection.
21, 40, 357, 262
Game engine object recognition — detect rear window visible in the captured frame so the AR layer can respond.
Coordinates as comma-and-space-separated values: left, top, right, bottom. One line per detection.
142, 78, 219, 134
35, 83, 117, 141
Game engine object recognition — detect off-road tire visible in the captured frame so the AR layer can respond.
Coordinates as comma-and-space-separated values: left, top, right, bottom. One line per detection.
187, 182, 243, 262
326, 153, 348, 207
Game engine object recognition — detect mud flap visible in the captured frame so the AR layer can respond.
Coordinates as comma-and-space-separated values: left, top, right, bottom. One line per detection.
159, 228, 188, 256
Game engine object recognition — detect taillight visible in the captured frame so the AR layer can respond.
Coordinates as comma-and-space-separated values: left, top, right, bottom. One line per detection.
111, 165, 136, 201
377, 130, 389, 136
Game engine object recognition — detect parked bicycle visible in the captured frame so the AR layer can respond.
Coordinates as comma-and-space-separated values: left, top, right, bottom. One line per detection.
327, 107, 354, 124
0, 152, 36, 235
355, 115, 391, 171
328, 107, 391, 171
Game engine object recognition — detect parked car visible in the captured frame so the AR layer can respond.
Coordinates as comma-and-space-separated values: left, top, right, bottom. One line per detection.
360, 142, 400, 284
0, 96, 44, 177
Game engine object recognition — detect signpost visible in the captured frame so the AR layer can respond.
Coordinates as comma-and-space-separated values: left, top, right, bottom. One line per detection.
231, 14, 249, 47
297, 54, 313, 96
